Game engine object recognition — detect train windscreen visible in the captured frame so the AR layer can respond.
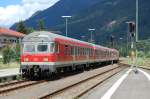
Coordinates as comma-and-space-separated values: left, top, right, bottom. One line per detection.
23, 42, 55, 53
24, 44, 35, 53
37, 44, 48, 52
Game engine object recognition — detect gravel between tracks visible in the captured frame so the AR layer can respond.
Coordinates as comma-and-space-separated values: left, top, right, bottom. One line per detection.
47, 66, 124, 99
0, 64, 126, 99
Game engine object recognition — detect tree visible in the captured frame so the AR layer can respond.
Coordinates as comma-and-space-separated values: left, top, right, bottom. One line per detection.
27, 27, 35, 33
16, 21, 28, 34
37, 19, 45, 30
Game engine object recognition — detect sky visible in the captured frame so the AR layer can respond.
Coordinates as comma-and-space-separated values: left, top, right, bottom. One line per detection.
0, 0, 60, 28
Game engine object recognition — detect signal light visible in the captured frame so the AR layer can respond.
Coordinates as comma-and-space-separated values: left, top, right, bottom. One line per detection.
129, 22, 135, 33
127, 22, 135, 37
131, 32, 135, 37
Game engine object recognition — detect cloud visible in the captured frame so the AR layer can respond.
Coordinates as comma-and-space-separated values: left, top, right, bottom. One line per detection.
0, 0, 60, 28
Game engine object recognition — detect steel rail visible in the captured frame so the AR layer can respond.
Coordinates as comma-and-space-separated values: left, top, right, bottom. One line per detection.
39, 65, 126, 99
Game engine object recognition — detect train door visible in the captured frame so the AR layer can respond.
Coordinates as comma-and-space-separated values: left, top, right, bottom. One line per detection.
72, 46, 75, 63
54, 42, 59, 61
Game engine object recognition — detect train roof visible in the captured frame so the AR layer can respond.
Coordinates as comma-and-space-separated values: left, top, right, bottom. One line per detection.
23, 31, 117, 51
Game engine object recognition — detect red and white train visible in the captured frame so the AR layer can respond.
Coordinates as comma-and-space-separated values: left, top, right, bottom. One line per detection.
20, 31, 119, 78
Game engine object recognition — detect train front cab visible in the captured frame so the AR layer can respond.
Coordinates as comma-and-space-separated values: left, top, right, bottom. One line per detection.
20, 41, 59, 78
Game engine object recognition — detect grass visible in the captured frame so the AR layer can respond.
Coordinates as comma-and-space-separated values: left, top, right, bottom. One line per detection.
0, 61, 20, 69
121, 57, 150, 69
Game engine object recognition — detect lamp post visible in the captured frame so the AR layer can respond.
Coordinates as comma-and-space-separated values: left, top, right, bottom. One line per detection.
88, 28, 95, 43
136, 0, 139, 42
61, 16, 72, 37
135, 0, 139, 72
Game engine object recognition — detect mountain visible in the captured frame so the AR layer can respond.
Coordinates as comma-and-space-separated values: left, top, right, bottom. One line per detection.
11, 0, 100, 29
11, 0, 150, 45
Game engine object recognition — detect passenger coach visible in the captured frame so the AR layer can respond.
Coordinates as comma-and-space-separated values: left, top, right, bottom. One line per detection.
20, 31, 119, 78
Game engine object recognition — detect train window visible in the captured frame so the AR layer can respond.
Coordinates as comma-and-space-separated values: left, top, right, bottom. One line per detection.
81, 48, 82, 56
50, 43, 55, 53
79, 47, 80, 56
78, 47, 80, 56
87, 48, 89, 55
65, 45, 68, 55
90, 49, 92, 56
82, 48, 83, 55
79, 47, 81, 55
24, 44, 35, 52
82, 48, 83, 56
83, 48, 85, 56
80, 47, 81, 56
74, 47, 76, 55
37, 44, 48, 52
96, 50, 98, 57
55, 43, 59, 53
83, 48, 85, 55
71, 46, 74, 55
89, 49, 92, 56
68, 46, 70, 55
76, 47, 78, 56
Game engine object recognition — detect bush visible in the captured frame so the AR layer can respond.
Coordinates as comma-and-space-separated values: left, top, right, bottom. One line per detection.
146, 51, 150, 58
14, 44, 21, 62
2, 46, 15, 64
137, 51, 145, 58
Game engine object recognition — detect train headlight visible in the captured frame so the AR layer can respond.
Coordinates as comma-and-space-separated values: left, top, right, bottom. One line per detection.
43, 58, 48, 62
24, 58, 28, 62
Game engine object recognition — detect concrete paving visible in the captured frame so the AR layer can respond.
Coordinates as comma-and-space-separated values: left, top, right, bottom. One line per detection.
0, 68, 20, 78
111, 69, 150, 99
81, 68, 150, 99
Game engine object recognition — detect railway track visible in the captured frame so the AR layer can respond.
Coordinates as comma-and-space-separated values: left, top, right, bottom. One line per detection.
39, 65, 126, 99
0, 80, 46, 94
0, 79, 28, 88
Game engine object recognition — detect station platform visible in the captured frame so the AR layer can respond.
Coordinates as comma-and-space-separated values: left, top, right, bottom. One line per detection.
110, 68, 150, 99
82, 67, 150, 99
0, 68, 20, 78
